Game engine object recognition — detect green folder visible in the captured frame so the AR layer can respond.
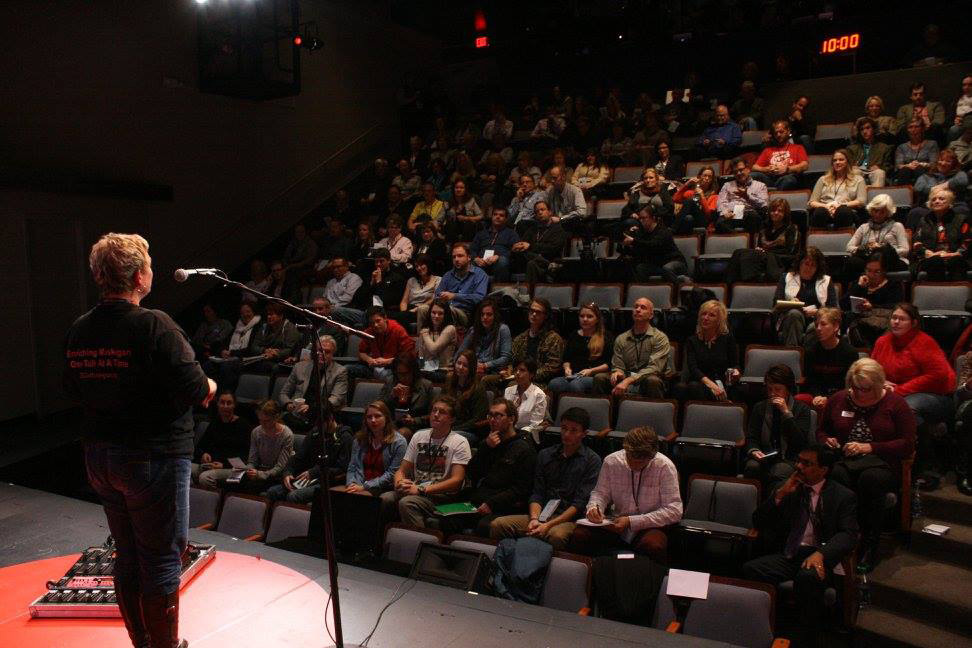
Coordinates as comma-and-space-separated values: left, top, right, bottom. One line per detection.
434, 502, 478, 516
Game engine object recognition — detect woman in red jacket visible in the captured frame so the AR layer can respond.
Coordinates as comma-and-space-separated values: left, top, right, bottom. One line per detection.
818, 358, 916, 572
869, 303, 955, 429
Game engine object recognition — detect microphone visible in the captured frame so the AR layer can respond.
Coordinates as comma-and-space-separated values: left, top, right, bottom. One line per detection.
173, 268, 219, 282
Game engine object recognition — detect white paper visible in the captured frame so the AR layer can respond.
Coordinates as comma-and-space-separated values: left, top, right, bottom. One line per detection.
849, 296, 866, 314
372, 294, 384, 307
539, 499, 560, 522
733, 204, 745, 220
482, 249, 495, 260
922, 523, 950, 536
666, 569, 710, 600
228, 457, 247, 469
576, 518, 613, 528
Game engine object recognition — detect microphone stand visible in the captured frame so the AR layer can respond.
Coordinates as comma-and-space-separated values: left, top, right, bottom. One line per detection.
195, 270, 370, 648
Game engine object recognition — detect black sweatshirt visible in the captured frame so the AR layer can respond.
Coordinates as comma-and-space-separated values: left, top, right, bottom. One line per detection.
64, 300, 210, 455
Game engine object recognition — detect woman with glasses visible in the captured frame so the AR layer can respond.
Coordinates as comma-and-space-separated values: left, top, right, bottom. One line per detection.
817, 358, 916, 571
548, 304, 614, 395
844, 254, 905, 348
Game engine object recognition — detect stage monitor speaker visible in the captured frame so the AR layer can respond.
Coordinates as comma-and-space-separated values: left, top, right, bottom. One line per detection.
409, 543, 492, 593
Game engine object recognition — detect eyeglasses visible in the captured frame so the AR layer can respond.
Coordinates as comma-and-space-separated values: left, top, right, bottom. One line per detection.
528, 308, 546, 315
486, 412, 507, 419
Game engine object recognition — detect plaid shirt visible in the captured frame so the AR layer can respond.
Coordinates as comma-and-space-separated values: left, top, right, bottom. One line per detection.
586, 451, 682, 533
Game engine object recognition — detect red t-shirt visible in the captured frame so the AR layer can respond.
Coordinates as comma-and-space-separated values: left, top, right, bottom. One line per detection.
363, 443, 385, 482
755, 143, 808, 169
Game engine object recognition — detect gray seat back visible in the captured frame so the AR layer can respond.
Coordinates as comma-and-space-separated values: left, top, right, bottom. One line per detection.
264, 504, 311, 544
216, 494, 267, 539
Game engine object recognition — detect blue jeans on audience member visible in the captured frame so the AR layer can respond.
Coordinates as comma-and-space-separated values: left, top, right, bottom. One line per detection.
482, 255, 512, 283
265, 482, 319, 504
84, 441, 190, 595
904, 392, 953, 427
331, 306, 366, 330
548, 376, 596, 394
346, 363, 394, 384
750, 172, 800, 190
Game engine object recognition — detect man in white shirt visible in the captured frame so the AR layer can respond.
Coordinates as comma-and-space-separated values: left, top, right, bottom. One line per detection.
324, 257, 362, 308
386, 397, 472, 527
572, 426, 682, 561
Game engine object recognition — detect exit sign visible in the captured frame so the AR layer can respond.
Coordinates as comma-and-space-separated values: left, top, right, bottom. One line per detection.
475, 36, 489, 49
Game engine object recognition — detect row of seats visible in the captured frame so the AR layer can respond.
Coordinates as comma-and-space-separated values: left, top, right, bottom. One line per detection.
189, 488, 310, 545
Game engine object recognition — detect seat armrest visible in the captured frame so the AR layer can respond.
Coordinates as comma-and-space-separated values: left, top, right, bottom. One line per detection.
666, 621, 682, 634
771, 638, 790, 648
243, 533, 264, 542
196, 523, 215, 530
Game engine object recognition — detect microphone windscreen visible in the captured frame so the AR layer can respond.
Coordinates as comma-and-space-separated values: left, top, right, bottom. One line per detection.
173, 268, 189, 283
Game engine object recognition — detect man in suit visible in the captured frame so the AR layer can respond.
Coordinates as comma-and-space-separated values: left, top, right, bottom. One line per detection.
742, 444, 858, 647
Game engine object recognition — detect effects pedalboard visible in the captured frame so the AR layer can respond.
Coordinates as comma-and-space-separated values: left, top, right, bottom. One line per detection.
28, 538, 216, 618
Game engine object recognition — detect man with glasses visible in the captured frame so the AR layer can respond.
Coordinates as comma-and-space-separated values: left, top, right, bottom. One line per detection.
278, 335, 349, 430
743, 444, 858, 648
511, 199, 569, 283
572, 426, 682, 561
716, 157, 768, 234
490, 408, 601, 550
456, 399, 537, 536
387, 397, 472, 527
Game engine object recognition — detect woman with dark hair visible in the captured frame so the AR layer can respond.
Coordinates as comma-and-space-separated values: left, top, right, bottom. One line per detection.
413, 225, 450, 275
870, 303, 956, 432
818, 358, 916, 571
727, 198, 799, 282
910, 186, 970, 281
503, 358, 549, 444
444, 349, 489, 444
808, 148, 867, 229
652, 140, 685, 181
845, 253, 906, 347
381, 353, 433, 441
416, 297, 457, 382
773, 246, 838, 346
571, 148, 610, 197
507, 297, 565, 387
673, 165, 719, 235
548, 303, 614, 395
674, 300, 741, 402
743, 364, 813, 489
444, 178, 484, 241
894, 118, 939, 185
350, 220, 376, 264
456, 297, 512, 377
192, 391, 252, 484
399, 254, 441, 320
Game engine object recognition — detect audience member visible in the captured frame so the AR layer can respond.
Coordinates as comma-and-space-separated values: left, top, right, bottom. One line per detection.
674, 300, 740, 402
324, 257, 363, 312
190, 304, 232, 360
731, 81, 764, 131
460, 398, 538, 536
652, 140, 685, 182
601, 122, 633, 166
443, 350, 489, 445
909, 187, 970, 280
265, 405, 353, 504
845, 194, 910, 279
913, 149, 969, 204
571, 149, 610, 196
393, 158, 422, 201
407, 135, 430, 178
444, 179, 483, 241
672, 166, 719, 234
278, 335, 349, 430
715, 157, 768, 234
471, 207, 519, 283
248, 302, 301, 373
408, 182, 447, 233
456, 298, 512, 378
894, 118, 939, 185
281, 224, 318, 301
215, 303, 261, 368
621, 168, 675, 225
596, 298, 670, 398
743, 365, 813, 488
546, 166, 587, 223
619, 204, 689, 283
503, 358, 550, 443
507, 151, 542, 190
416, 242, 488, 328
742, 444, 858, 648
192, 391, 252, 485
531, 105, 567, 141
818, 358, 916, 571
356, 306, 415, 383
774, 247, 838, 346
416, 297, 457, 380
845, 254, 906, 348
413, 224, 450, 275
855, 96, 896, 143
894, 82, 946, 141
243, 259, 271, 304
948, 75, 972, 142
948, 126, 972, 168
381, 353, 433, 441
338, 401, 407, 498
799, 308, 860, 413
483, 107, 514, 141
632, 113, 670, 165
506, 297, 565, 387
199, 400, 294, 492
349, 221, 376, 264
374, 216, 413, 265
573, 426, 682, 561
511, 200, 569, 283
786, 95, 816, 152
490, 407, 602, 550
847, 117, 892, 187
548, 304, 614, 395
509, 173, 544, 225
387, 397, 472, 528
871, 303, 956, 430
697, 104, 742, 158
727, 198, 798, 283
752, 120, 809, 190
808, 149, 867, 229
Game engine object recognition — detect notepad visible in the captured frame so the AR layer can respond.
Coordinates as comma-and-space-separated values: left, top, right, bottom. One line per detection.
434, 502, 478, 516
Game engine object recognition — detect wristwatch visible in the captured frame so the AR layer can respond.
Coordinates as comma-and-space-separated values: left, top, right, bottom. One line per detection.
418, 484, 427, 496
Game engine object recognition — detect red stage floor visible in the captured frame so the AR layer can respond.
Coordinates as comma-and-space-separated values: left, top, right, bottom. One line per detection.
0, 552, 335, 647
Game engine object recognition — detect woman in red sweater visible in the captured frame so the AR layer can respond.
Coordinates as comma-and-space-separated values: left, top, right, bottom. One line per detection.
672, 165, 719, 234
818, 358, 916, 571
869, 303, 955, 428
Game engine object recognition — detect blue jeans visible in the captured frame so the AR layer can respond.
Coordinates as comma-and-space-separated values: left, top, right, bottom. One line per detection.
750, 171, 800, 190
548, 375, 596, 394
331, 306, 366, 330
265, 482, 320, 504
904, 392, 953, 427
84, 442, 190, 595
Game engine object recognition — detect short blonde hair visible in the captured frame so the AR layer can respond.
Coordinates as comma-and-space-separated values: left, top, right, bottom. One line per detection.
927, 185, 955, 209
695, 299, 729, 337
845, 358, 885, 391
866, 193, 896, 215
816, 307, 842, 327
88, 233, 149, 296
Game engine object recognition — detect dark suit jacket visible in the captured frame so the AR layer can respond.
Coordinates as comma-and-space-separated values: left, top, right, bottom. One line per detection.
753, 478, 859, 567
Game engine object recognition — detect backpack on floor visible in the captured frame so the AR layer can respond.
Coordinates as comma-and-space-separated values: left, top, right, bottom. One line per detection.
491, 536, 554, 605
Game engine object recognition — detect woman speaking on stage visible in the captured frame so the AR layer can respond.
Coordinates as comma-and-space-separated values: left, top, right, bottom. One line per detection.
64, 233, 216, 648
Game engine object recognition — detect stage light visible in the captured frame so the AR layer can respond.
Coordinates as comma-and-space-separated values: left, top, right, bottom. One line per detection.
293, 35, 302, 46
195, 0, 208, 4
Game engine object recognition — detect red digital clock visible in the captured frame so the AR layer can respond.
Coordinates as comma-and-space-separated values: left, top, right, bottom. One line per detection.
821, 33, 860, 54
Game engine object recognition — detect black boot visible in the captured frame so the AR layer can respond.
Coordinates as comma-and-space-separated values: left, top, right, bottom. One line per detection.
114, 584, 149, 648
141, 591, 188, 648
